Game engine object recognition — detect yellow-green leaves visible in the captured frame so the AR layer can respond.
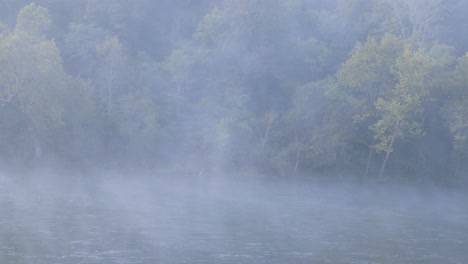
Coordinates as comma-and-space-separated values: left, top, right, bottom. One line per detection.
337, 35, 404, 112
371, 45, 434, 152
444, 53, 468, 155
335, 34, 438, 178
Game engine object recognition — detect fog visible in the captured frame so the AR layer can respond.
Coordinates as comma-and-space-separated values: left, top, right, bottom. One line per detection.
0, 0, 467, 182
1, 173, 467, 263
0, 0, 468, 263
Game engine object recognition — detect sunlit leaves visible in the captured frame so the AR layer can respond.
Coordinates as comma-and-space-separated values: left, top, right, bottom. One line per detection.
368, 44, 435, 178
373, 47, 434, 143
334, 33, 439, 177
337, 35, 404, 109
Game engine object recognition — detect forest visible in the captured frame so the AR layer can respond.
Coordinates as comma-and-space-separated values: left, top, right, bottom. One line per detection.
0, 0, 466, 184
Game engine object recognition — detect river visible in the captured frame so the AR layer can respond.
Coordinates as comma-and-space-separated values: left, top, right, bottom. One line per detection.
0, 174, 467, 263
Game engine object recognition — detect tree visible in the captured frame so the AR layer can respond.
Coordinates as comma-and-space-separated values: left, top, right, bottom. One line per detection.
0, 3, 95, 164
371, 46, 434, 179
96, 35, 125, 114
382, 0, 445, 47
334, 35, 405, 177
444, 53, 468, 157
162, 48, 194, 117
337, 35, 404, 112
51, 76, 96, 167
63, 23, 109, 77
334, 34, 438, 179
0, 3, 65, 159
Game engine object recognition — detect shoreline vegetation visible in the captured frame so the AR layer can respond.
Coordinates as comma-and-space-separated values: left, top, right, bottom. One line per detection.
0, 1, 466, 186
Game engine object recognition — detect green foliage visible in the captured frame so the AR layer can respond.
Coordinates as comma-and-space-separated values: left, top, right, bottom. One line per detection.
0, 4, 65, 133
333, 35, 405, 161
337, 35, 404, 102
445, 98, 468, 153
0, 1, 465, 182
334, 34, 441, 178
371, 46, 434, 177
15, 3, 51, 38
443, 53, 468, 156
194, 7, 226, 47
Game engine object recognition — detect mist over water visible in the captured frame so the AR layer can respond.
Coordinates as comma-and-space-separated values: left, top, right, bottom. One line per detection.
0, 1, 467, 263
1, 173, 467, 264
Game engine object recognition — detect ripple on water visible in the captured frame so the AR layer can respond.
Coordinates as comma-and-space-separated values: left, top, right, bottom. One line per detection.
0, 180, 467, 264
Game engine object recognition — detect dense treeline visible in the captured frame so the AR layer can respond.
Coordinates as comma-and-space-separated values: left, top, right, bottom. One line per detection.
0, 0, 466, 183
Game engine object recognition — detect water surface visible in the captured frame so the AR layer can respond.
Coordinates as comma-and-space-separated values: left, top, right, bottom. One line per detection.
0, 175, 467, 263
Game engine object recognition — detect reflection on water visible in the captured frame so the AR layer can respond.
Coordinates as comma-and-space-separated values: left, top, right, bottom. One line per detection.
0, 175, 467, 264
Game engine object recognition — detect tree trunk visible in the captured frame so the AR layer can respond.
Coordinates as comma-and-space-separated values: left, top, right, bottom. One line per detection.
364, 148, 373, 178
294, 145, 300, 173
378, 119, 400, 181
27, 121, 42, 160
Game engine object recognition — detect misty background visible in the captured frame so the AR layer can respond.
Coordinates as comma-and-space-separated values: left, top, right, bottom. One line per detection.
0, 0, 466, 184
0, 1, 468, 263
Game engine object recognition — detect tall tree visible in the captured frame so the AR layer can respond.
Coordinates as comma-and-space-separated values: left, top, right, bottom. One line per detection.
0, 3, 94, 163
96, 35, 125, 114
335, 35, 437, 179
334, 35, 404, 177
0, 3, 65, 159
371, 46, 434, 179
